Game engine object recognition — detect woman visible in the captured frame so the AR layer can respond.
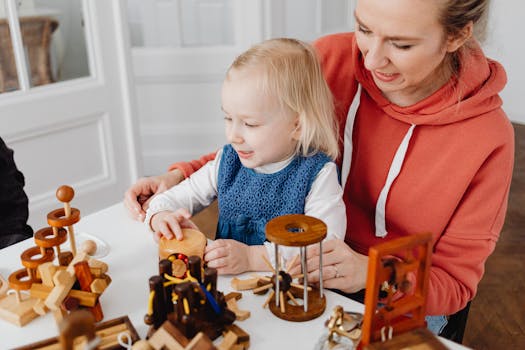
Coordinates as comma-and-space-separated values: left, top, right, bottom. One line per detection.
124, 0, 514, 334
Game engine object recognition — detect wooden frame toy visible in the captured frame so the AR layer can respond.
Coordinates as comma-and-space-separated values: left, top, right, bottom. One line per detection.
359, 232, 436, 348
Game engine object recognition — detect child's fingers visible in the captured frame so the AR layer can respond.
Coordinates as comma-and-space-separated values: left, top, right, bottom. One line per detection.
164, 215, 184, 240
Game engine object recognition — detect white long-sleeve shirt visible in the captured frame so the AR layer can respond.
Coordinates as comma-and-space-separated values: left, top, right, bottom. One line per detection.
146, 148, 346, 265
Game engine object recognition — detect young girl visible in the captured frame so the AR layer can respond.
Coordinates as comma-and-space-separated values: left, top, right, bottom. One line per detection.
145, 38, 346, 274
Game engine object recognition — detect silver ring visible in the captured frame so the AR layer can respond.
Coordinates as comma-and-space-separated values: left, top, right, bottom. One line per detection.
334, 265, 340, 279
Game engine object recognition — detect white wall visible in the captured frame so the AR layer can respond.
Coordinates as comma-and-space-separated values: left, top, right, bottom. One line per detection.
483, 0, 525, 125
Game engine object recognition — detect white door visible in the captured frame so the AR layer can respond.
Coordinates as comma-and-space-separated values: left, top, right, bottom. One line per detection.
0, 0, 140, 228
128, 0, 356, 176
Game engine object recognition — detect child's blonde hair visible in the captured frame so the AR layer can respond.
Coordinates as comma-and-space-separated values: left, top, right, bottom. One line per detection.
227, 38, 339, 160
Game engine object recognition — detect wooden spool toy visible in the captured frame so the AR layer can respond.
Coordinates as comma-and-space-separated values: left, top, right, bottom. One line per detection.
47, 185, 80, 255
264, 214, 327, 322
359, 232, 433, 348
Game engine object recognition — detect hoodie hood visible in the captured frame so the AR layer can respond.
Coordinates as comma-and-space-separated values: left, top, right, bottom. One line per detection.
354, 39, 507, 126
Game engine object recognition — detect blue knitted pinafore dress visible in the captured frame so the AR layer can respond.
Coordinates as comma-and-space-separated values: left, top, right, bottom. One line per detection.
216, 144, 330, 245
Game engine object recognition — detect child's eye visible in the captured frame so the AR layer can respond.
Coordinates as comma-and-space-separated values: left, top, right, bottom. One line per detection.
244, 122, 257, 127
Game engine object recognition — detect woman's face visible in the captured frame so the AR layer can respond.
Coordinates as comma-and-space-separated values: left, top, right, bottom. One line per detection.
355, 0, 457, 105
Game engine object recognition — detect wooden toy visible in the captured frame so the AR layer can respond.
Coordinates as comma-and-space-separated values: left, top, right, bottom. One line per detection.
230, 214, 327, 322
0, 185, 112, 328
359, 232, 442, 349
13, 314, 140, 350
158, 228, 207, 278
143, 255, 249, 348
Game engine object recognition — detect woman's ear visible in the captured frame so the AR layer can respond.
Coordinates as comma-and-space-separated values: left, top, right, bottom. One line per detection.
446, 21, 474, 53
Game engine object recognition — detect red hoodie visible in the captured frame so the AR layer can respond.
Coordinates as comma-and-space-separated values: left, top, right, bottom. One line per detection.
170, 33, 514, 315
315, 32, 514, 315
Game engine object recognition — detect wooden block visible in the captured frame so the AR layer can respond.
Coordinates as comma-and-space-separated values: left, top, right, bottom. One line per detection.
148, 326, 185, 350
31, 283, 98, 307
185, 332, 216, 350
44, 270, 76, 311
217, 331, 237, 350
88, 258, 108, 275
13, 315, 140, 350
226, 298, 250, 321
66, 251, 88, 274
224, 324, 249, 344
230, 277, 258, 291
33, 299, 48, 315
90, 278, 108, 294
0, 293, 39, 326
61, 296, 80, 311
224, 292, 242, 302
37, 263, 57, 287
74, 261, 103, 322
58, 251, 74, 266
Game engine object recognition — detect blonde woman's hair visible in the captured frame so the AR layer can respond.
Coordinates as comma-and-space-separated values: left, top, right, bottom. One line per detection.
227, 38, 339, 160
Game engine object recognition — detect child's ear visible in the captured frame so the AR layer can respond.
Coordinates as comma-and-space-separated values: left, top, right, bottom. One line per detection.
292, 115, 301, 140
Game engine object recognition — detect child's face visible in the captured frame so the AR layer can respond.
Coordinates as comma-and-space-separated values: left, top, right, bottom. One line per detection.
221, 68, 299, 169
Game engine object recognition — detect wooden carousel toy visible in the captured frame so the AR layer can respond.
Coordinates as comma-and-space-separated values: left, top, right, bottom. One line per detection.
0, 185, 111, 327
231, 214, 327, 322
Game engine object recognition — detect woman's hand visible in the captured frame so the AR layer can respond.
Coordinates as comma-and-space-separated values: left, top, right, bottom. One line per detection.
123, 170, 185, 221
150, 208, 198, 242
204, 240, 268, 275
289, 239, 368, 294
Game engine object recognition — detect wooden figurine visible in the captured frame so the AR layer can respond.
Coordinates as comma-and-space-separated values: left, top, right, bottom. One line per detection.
359, 232, 444, 349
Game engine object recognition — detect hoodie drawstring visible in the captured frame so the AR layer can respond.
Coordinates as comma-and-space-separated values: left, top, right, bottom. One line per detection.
344, 84, 416, 238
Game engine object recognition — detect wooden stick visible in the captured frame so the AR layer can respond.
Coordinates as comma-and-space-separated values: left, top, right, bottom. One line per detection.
286, 291, 299, 306
290, 282, 312, 291
252, 283, 273, 294
286, 254, 299, 273
261, 255, 276, 273
262, 290, 275, 308
279, 291, 285, 313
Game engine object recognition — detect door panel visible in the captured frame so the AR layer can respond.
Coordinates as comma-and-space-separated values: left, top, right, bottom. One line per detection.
0, 0, 140, 228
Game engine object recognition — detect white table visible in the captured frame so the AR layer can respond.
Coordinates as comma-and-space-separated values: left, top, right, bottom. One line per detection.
0, 204, 467, 349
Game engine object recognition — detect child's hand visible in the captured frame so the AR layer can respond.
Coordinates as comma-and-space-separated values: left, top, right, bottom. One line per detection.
150, 208, 198, 242
204, 239, 253, 274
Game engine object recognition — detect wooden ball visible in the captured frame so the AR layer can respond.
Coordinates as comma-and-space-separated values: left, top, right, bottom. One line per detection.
80, 240, 97, 256
56, 185, 75, 203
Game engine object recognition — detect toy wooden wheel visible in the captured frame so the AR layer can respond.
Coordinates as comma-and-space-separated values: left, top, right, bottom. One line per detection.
34, 227, 68, 248
265, 214, 327, 246
8, 268, 34, 291
20, 246, 55, 269
269, 287, 326, 322
47, 208, 80, 227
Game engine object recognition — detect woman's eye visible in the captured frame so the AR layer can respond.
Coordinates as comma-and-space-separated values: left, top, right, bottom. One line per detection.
392, 42, 413, 50
224, 116, 232, 122
358, 25, 371, 35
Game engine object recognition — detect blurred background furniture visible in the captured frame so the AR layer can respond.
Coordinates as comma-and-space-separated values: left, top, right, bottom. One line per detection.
0, 16, 58, 92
